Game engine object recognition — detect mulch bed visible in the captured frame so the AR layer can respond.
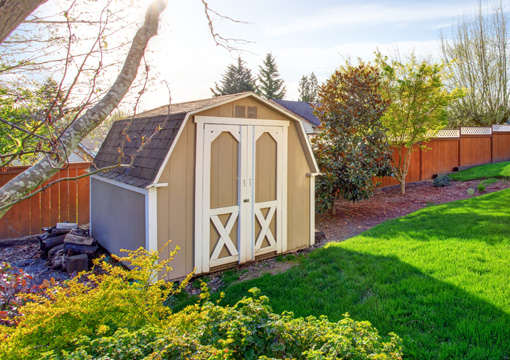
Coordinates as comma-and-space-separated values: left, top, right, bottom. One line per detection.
317, 179, 510, 242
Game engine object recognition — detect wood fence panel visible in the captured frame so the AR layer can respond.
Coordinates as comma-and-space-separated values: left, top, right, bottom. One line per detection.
68, 168, 78, 223
50, 173, 60, 226
492, 133, 510, 163
40, 180, 51, 231
421, 140, 460, 179
59, 169, 69, 224
460, 137, 492, 166
0, 163, 91, 238
376, 145, 420, 187
77, 167, 90, 225
30, 190, 40, 235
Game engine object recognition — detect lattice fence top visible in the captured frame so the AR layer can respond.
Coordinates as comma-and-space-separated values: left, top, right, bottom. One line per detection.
460, 127, 492, 135
493, 124, 510, 132
435, 129, 460, 138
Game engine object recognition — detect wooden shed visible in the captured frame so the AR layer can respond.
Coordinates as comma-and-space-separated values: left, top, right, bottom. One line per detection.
90, 92, 319, 280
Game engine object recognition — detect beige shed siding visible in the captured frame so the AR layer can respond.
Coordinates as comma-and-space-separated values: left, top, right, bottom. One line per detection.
156, 99, 313, 280
156, 120, 196, 280
287, 122, 311, 250
90, 178, 146, 255
196, 98, 288, 120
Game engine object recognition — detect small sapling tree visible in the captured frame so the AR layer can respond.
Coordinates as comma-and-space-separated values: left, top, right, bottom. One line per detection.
313, 61, 393, 215
376, 52, 465, 194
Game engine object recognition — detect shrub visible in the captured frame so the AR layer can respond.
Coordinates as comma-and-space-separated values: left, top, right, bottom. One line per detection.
61, 287, 403, 360
0, 262, 50, 326
477, 183, 486, 192
432, 175, 453, 187
467, 188, 475, 195
0, 243, 185, 359
0, 248, 403, 360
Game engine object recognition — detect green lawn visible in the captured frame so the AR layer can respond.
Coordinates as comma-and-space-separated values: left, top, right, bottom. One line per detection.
450, 161, 510, 181
220, 189, 510, 359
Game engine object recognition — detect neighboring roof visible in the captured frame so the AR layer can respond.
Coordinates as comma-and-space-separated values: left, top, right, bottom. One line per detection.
93, 113, 186, 188
270, 99, 321, 127
79, 139, 101, 157
93, 92, 319, 188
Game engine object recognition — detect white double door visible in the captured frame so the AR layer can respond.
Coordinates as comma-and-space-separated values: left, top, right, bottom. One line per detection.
195, 118, 287, 273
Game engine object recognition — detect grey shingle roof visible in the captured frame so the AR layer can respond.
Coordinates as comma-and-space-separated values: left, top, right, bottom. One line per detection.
134, 93, 242, 118
270, 99, 321, 127
92, 114, 185, 188
92, 93, 249, 188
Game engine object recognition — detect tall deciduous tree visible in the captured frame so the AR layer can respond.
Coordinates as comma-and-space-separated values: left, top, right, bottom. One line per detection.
0, 0, 245, 217
440, 1, 510, 126
211, 56, 257, 96
0, 0, 169, 216
313, 62, 393, 215
257, 52, 286, 100
298, 72, 319, 102
376, 52, 465, 195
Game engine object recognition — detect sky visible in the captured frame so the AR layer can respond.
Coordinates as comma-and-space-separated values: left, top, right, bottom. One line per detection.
34, 0, 510, 111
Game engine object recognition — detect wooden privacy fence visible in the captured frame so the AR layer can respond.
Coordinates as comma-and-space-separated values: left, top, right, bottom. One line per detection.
0, 162, 90, 239
377, 125, 510, 188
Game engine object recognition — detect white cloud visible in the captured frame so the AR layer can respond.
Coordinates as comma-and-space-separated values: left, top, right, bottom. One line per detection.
265, 3, 469, 37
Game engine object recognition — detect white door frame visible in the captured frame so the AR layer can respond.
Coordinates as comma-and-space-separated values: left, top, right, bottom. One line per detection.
194, 116, 288, 274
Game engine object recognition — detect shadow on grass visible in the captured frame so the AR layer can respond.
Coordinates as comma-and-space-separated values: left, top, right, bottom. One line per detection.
220, 245, 510, 360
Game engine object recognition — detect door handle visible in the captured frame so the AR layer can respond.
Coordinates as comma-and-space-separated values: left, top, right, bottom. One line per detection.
243, 199, 250, 203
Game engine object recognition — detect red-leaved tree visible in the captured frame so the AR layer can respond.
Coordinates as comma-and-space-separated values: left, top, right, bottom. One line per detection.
313, 62, 393, 215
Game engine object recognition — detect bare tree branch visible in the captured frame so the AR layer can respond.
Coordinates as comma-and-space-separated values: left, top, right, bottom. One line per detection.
0, 0, 168, 218
200, 0, 252, 52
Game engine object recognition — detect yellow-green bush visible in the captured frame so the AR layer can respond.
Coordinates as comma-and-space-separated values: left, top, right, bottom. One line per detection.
0, 244, 184, 359
0, 245, 402, 360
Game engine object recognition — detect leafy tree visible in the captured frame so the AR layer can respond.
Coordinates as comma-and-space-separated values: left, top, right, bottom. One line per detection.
0, 0, 168, 217
313, 61, 393, 215
440, 1, 510, 126
376, 52, 465, 195
0, 78, 72, 165
298, 72, 319, 102
257, 52, 286, 99
211, 56, 257, 96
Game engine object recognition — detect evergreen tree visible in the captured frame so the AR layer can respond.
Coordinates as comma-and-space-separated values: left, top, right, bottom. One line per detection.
211, 56, 257, 97
298, 72, 319, 102
257, 52, 286, 99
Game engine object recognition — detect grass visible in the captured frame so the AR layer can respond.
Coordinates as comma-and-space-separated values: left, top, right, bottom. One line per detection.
219, 189, 510, 359
450, 161, 510, 181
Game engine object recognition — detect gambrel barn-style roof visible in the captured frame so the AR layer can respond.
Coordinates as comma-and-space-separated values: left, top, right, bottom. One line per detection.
93, 94, 248, 187
93, 93, 318, 188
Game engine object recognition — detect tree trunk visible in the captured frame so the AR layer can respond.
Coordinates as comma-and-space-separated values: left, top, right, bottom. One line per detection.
330, 197, 337, 216
0, 0, 48, 44
0, 0, 168, 218
400, 181, 406, 195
